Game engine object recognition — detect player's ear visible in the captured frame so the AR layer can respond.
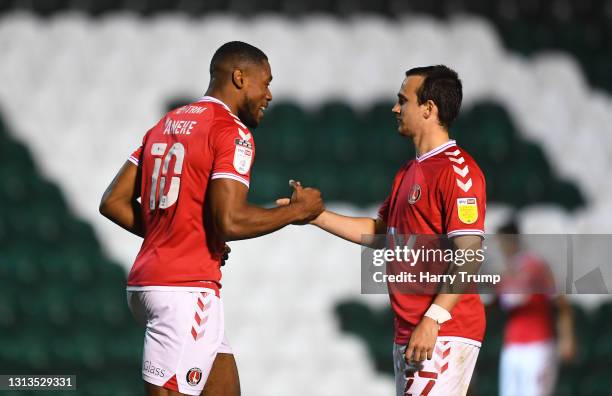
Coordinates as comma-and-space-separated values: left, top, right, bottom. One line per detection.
232, 69, 245, 89
423, 100, 435, 120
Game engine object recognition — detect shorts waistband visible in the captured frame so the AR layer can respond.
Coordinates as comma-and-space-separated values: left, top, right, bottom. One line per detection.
126, 284, 220, 298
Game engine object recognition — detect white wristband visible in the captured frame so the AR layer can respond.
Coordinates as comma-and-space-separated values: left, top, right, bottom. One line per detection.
424, 304, 452, 325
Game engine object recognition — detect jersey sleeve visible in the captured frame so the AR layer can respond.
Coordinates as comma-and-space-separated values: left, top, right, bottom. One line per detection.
210, 125, 255, 188
128, 147, 141, 166
128, 127, 154, 166
378, 195, 390, 222
438, 160, 486, 238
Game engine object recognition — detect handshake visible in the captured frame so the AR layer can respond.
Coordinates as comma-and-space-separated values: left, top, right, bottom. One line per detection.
276, 179, 324, 225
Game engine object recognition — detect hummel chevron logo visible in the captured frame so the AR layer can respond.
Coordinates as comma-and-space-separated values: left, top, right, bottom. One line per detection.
452, 165, 469, 178
445, 149, 461, 157
239, 129, 252, 141
191, 292, 211, 341
449, 157, 465, 164
456, 178, 473, 192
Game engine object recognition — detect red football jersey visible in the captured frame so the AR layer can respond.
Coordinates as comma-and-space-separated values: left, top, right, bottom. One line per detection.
500, 253, 555, 344
126, 96, 255, 293
378, 140, 487, 345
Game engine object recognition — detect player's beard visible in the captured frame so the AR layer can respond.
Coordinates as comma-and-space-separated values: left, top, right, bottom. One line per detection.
238, 97, 260, 129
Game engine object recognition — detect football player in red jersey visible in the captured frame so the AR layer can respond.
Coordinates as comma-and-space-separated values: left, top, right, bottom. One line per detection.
496, 220, 575, 396
100, 42, 323, 396
283, 66, 486, 396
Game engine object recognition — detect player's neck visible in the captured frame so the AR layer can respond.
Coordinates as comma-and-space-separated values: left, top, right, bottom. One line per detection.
413, 128, 451, 157
203, 87, 239, 115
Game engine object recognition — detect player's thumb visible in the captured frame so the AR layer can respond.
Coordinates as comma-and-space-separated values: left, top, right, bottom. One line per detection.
289, 179, 302, 191
276, 198, 291, 206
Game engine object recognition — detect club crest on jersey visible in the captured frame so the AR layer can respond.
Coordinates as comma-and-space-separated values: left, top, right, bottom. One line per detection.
186, 367, 203, 386
457, 198, 478, 224
408, 184, 421, 204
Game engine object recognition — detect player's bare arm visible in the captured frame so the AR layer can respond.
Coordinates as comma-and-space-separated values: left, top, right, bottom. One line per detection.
277, 184, 386, 245
209, 178, 323, 241
310, 211, 386, 246
99, 160, 143, 237
406, 234, 483, 363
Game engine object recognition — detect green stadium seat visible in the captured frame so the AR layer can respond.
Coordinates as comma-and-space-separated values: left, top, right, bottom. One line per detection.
359, 101, 411, 165
17, 285, 74, 330
554, 364, 581, 396
565, 304, 593, 366
578, 370, 612, 396
312, 102, 360, 165
83, 376, 141, 396
347, 165, 391, 205
334, 302, 395, 373
0, 281, 18, 337
254, 102, 313, 167
249, 163, 293, 203
50, 329, 106, 371
70, 0, 123, 16
30, 0, 70, 16
133, 0, 178, 14
0, 164, 30, 207
2, 330, 52, 370
32, 179, 68, 212
3, 245, 44, 287
103, 326, 143, 367
471, 374, 499, 396
592, 301, 612, 328
550, 180, 586, 211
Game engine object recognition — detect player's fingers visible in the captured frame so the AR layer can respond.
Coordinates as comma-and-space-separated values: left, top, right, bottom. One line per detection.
427, 347, 433, 360
413, 346, 422, 362
414, 346, 425, 362
405, 344, 414, 363
275, 198, 291, 206
289, 179, 303, 190
420, 347, 428, 361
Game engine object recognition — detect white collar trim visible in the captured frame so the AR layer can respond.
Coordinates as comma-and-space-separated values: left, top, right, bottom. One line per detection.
416, 140, 457, 162
197, 95, 231, 112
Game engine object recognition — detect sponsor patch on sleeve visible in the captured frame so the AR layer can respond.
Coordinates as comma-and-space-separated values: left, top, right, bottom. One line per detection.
457, 197, 478, 224
233, 142, 253, 175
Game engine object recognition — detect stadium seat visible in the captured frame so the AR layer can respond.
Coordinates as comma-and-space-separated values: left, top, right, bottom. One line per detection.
69, 0, 123, 16
50, 328, 106, 370
257, 101, 312, 166
312, 102, 360, 165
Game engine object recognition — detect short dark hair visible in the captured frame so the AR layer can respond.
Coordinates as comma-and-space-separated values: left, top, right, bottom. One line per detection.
405, 65, 462, 128
497, 219, 520, 234
209, 41, 268, 78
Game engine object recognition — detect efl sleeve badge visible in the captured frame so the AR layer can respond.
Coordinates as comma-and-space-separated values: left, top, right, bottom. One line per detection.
233, 129, 253, 175
457, 198, 478, 224
233, 144, 253, 175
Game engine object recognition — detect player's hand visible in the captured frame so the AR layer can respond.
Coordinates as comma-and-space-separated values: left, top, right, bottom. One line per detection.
405, 317, 439, 363
221, 244, 231, 266
275, 179, 301, 207
288, 180, 324, 224
275, 198, 290, 206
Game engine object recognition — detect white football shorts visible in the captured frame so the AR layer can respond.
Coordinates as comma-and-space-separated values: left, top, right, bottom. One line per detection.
127, 288, 233, 396
394, 339, 480, 396
499, 341, 557, 396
